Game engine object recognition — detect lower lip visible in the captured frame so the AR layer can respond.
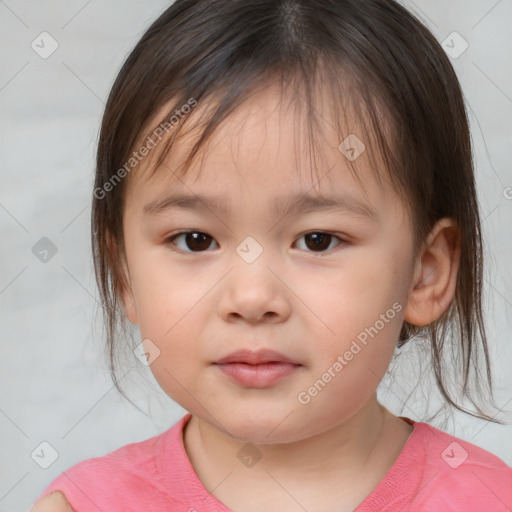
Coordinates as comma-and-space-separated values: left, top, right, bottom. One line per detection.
215, 362, 301, 388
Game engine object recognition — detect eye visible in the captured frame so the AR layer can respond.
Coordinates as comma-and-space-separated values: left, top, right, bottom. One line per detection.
165, 231, 218, 253
295, 232, 344, 253
164, 230, 346, 254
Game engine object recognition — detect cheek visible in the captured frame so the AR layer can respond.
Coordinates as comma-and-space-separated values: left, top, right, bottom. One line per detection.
301, 251, 405, 333
128, 249, 211, 339
128, 253, 217, 378
299, 249, 407, 381
290, 309, 401, 441
297, 304, 402, 429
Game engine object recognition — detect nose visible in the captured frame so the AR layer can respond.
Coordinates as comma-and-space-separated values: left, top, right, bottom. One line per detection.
217, 257, 291, 325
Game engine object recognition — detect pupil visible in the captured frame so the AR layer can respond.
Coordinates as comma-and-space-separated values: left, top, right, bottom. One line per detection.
187, 232, 210, 251
307, 233, 330, 251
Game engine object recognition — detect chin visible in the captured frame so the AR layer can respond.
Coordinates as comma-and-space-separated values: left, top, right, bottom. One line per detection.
214, 408, 310, 445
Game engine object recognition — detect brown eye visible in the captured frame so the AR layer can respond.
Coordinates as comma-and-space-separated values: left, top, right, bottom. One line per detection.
296, 232, 343, 253
165, 230, 345, 255
166, 231, 218, 252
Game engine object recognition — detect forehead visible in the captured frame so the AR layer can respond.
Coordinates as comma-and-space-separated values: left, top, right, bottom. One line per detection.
124, 82, 395, 216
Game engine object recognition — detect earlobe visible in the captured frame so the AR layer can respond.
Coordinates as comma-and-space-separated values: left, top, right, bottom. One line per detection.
403, 218, 460, 327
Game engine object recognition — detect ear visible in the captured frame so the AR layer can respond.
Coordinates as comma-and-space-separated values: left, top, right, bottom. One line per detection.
403, 218, 460, 327
106, 233, 139, 325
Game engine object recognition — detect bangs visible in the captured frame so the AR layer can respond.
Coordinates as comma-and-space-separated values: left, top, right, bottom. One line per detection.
131, 57, 415, 244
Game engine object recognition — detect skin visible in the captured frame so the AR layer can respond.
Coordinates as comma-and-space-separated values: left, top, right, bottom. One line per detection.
33, 83, 460, 512
30, 491, 75, 511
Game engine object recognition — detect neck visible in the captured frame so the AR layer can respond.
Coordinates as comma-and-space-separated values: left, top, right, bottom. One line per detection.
183, 395, 411, 498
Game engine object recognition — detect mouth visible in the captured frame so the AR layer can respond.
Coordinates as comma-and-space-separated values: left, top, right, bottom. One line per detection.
214, 349, 302, 388
215, 348, 300, 365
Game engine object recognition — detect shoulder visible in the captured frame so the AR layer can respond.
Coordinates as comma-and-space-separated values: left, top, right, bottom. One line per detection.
416, 421, 512, 472
31, 491, 75, 512
33, 425, 177, 508
412, 422, 512, 509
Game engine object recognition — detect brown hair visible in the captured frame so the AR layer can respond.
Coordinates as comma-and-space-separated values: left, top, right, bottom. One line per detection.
91, 0, 501, 423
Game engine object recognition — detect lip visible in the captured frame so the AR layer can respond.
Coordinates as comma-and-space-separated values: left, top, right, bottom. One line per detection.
214, 349, 302, 388
215, 349, 300, 365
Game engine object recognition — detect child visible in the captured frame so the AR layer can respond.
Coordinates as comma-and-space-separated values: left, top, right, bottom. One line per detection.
32, 0, 512, 510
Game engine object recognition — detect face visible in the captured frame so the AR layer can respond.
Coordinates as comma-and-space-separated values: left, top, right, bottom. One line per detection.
120, 84, 417, 444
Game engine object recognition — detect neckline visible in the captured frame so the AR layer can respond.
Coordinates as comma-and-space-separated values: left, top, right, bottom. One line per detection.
166, 413, 422, 510
353, 415, 419, 510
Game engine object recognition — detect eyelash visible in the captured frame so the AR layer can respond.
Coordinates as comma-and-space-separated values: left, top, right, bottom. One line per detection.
163, 230, 348, 256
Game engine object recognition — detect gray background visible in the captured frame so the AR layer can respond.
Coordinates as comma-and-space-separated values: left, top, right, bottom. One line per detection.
0, 1, 511, 510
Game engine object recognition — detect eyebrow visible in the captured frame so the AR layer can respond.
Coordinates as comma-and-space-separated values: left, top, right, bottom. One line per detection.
143, 191, 378, 220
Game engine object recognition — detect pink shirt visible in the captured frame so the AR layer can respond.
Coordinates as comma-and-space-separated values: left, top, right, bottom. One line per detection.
36, 413, 512, 511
